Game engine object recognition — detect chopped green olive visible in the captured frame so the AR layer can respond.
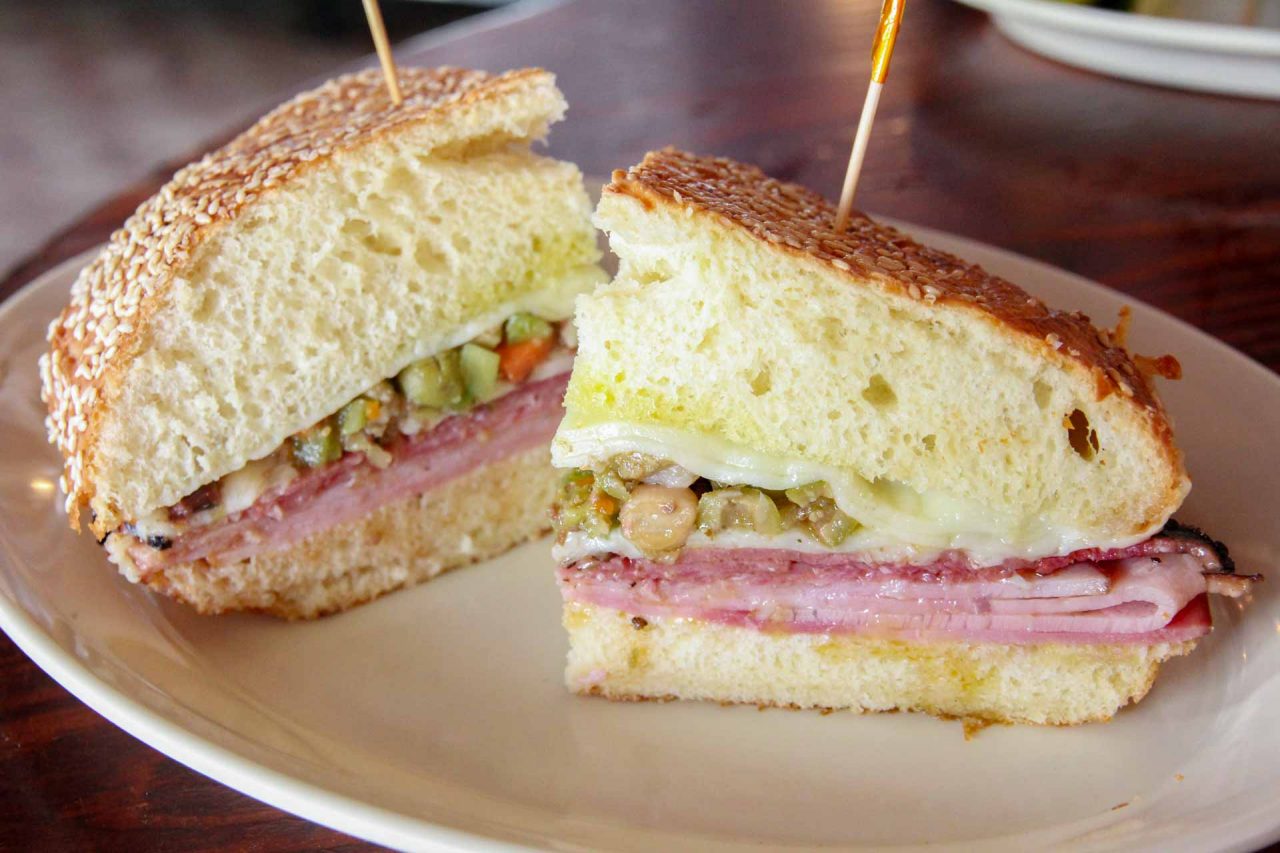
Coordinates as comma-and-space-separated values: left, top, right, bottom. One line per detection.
802, 497, 859, 547
784, 481, 831, 507
610, 452, 667, 481
779, 501, 804, 530
556, 456, 862, 554
697, 487, 783, 535
337, 397, 374, 436
435, 348, 468, 408
553, 470, 618, 539
813, 513, 858, 547
398, 350, 465, 408
291, 420, 342, 467
460, 343, 500, 401
504, 312, 553, 344
596, 470, 631, 501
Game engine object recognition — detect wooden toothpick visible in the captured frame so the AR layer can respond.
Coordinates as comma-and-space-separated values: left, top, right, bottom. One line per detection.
835, 0, 905, 232
363, 0, 403, 106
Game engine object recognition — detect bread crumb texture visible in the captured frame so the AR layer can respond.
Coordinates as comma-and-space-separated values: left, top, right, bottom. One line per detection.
145, 445, 556, 619
569, 148, 1187, 546
40, 66, 600, 534
564, 603, 1195, 725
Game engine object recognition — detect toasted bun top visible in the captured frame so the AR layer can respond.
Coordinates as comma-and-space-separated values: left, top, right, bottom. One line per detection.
606, 148, 1165, 419
40, 66, 596, 532
558, 148, 1187, 561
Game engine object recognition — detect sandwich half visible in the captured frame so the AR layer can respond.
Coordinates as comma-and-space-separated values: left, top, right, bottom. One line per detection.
40, 66, 603, 618
550, 148, 1257, 725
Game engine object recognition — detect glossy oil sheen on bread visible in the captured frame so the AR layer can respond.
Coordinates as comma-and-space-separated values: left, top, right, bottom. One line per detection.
41, 67, 602, 537
548, 148, 1236, 726
556, 148, 1186, 565
40, 66, 603, 618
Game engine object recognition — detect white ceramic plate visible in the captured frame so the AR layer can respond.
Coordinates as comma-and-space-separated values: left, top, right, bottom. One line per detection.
2, 230, 1278, 853
954, 0, 1280, 99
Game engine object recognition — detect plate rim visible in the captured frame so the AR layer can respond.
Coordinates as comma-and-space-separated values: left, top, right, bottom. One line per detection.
4, 233, 1280, 853
952, 0, 1280, 55
0, 247, 544, 853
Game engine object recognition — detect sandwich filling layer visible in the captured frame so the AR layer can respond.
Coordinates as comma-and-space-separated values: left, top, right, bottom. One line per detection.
109, 313, 573, 578
552, 457, 1255, 644
552, 424, 1155, 566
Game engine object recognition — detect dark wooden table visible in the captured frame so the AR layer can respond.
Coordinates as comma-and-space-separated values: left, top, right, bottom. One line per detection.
3, 0, 1279, 848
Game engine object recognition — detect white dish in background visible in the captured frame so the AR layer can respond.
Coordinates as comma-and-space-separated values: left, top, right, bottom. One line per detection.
955, 0, 1280, 99
1, 230, 1278, 853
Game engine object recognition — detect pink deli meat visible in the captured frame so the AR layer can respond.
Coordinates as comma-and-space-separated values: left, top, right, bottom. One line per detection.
129, 373, 568, 574
557, 538, 1244, 644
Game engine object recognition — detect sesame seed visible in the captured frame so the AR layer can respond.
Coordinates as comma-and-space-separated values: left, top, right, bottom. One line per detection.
611, 150, 1175, 435
38, 66, 518, 518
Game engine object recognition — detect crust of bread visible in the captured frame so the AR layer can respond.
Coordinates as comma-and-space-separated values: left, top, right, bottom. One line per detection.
562, 602, 1196, 726
601, 149, 1185, 525
136, 445, 555, 619
40, 66, 564, 534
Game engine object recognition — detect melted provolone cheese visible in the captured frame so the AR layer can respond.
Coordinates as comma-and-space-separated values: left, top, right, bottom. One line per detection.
410, 267, 594, 366
553, 528, 947, 567
552, 421, 1153, 565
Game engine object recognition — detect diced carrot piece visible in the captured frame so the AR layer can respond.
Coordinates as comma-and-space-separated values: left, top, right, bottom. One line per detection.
496, 335, 554, 383
592, 492, 618, 516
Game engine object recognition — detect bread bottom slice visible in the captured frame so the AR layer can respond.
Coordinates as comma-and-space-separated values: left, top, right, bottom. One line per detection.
562, 602, 1197, 726
141, 446, 556, 619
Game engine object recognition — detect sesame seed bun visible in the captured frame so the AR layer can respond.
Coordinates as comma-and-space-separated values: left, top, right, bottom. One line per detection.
563, 602, 1195, 726
558, 148, 1188, 557
126, 444, 557, 620
608, 147, 1168, 416
39, 66, 601, 536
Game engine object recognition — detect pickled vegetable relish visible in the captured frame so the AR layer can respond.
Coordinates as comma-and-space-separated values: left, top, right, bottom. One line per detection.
288, 310, 568, 470
552, 452, 860, 561
158, 312, 570, 530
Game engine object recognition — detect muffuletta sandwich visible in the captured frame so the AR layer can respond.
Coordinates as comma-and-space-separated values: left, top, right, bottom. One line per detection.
550, 148, 1256, 725
40, 67, 603, 618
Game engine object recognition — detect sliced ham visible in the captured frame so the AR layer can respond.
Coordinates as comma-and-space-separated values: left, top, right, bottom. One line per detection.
558, 532, 1254, 645
127, 373, 568, 574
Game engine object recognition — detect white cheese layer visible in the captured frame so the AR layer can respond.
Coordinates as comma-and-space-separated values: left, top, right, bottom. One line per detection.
404, 264, 597, 366
553, 528, 949, 567
128, 350, 578, 539
552, 421, 1154, 566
